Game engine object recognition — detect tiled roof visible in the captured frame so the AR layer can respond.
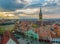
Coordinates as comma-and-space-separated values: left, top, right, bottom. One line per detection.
1, 31, 19, 44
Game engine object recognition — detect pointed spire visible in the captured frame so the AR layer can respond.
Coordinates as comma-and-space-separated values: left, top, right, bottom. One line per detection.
39, 8, 43, 26
39, 8, 42, 20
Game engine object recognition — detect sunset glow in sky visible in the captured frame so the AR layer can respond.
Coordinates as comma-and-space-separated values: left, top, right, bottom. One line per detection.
0, 0, 60, 19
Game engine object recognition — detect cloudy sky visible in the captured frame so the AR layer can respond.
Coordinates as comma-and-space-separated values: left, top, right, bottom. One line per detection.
0, 0, 60, 19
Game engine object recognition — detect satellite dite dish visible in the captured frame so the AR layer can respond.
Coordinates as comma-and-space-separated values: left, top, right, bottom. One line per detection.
1, 31, 19, 44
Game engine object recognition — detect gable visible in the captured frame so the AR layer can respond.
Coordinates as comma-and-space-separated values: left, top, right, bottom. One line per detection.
7, 38, 17, 44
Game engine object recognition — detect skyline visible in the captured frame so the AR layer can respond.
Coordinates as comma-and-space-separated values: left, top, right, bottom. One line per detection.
0, 0, 60, 19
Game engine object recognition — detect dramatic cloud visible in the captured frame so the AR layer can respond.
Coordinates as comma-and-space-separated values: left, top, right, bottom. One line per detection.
0, 0, 26, 11
42, 7, 60, 15
0, 0, 60, 19
0, 0, 60, 11
27, 0, 59, 7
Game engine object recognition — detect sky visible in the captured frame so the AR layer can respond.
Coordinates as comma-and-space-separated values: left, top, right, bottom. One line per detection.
0, 0, 60, 19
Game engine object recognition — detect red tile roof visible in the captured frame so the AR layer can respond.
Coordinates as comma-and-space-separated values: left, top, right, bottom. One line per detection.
1, 31, 19, 44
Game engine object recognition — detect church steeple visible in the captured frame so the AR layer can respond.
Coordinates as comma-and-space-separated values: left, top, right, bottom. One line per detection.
39, 8, 42, 20
39, 8, 43, 26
